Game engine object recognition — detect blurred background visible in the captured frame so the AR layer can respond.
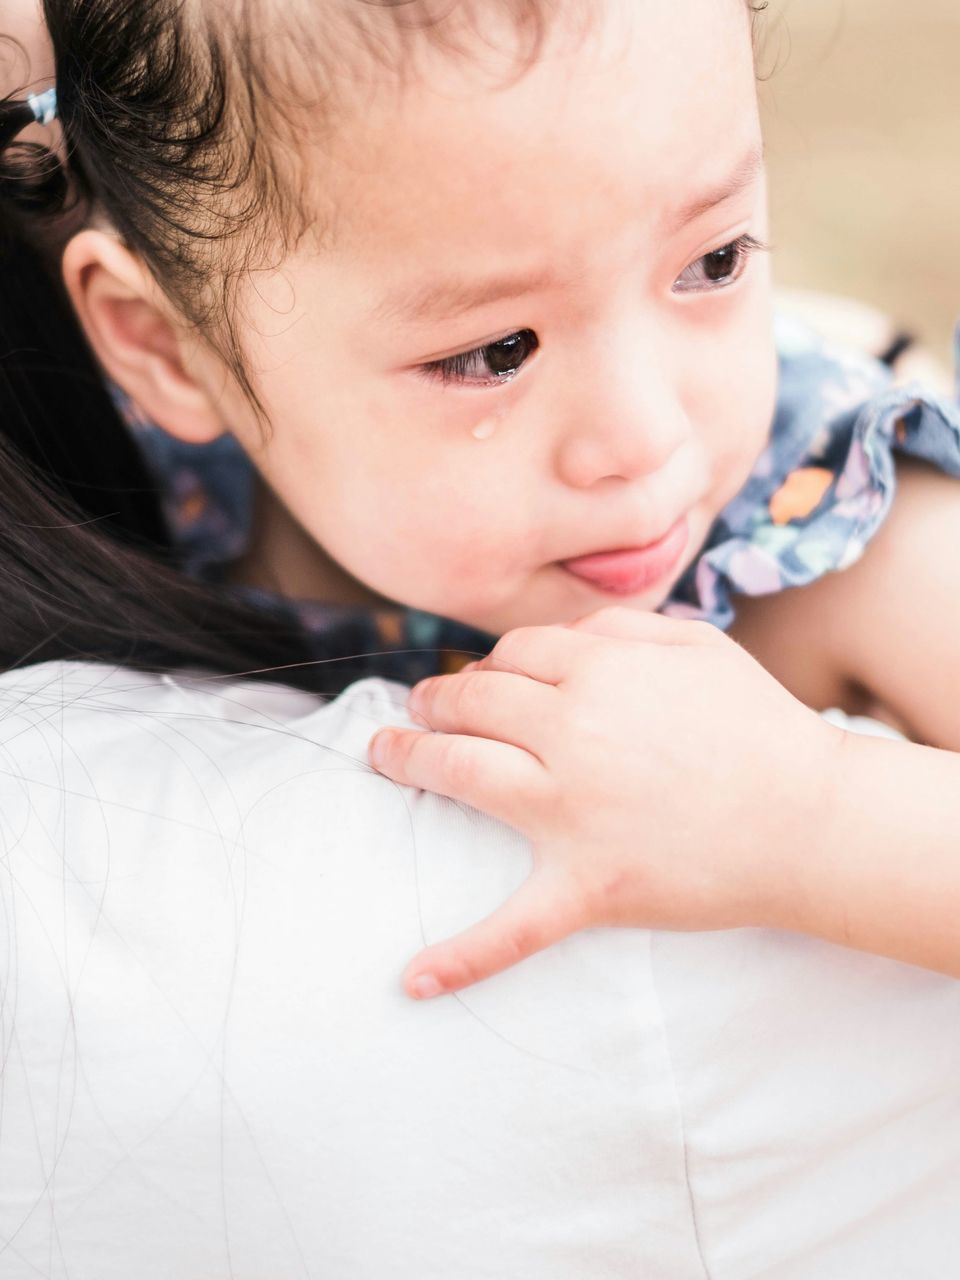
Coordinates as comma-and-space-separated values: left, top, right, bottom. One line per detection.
759, 0, 960, 364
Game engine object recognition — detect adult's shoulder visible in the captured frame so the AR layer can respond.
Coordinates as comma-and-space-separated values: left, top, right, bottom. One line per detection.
0, 660, 684, 1279
0, 658, 407, 814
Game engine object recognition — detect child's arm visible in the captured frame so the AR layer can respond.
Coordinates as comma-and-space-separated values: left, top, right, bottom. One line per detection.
729, 455, 960, 754
794, 728, 960, 975
368, 604, 960, 998
808, 456, 960, 753
769, 454, 960, 967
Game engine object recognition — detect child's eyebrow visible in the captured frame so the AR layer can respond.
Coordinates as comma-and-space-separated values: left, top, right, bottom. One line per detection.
670, 145, 765, 231
372, 145, 765, 326
372, 264, 559, 326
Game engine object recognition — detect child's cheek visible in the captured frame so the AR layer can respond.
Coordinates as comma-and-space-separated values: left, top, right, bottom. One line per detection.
390, 487, 527, 610
318, 451, 525, 617
691, 301, 778, 509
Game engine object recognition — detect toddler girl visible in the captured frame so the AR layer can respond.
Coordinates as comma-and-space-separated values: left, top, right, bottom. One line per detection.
2, 0, 959, 1002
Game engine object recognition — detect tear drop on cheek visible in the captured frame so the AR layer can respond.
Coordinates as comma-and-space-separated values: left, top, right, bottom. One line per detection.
472, 416, 498, 441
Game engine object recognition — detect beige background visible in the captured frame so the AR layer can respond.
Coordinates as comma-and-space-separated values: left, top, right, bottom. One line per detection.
759, 0, 960, 362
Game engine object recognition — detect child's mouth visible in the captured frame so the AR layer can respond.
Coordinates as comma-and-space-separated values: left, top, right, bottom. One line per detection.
559, 517, 690, 596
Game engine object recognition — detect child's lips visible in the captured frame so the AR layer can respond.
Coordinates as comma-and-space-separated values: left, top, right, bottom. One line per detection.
559, 517, 690, 595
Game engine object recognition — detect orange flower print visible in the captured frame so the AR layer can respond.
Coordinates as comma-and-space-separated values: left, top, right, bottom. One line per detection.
769, 467, 834, 527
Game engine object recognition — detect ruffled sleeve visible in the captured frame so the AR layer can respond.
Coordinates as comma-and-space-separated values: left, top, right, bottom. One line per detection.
663, 317, 960, 629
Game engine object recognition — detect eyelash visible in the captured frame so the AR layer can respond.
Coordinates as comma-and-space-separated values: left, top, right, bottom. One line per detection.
673, 233, 768, 294
417, 233, 769, 389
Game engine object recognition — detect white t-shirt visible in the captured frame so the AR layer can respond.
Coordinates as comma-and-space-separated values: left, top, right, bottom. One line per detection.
0, 661, 957, 1279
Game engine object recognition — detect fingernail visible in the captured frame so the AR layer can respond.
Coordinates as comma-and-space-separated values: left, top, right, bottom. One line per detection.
408, 679, 430, 706
409, 973, 443, 1000
368, 730, 392, 768
406, 685, 431, 728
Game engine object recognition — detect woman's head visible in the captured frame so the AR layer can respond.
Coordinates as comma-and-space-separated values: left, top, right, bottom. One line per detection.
39, 0, 776, 635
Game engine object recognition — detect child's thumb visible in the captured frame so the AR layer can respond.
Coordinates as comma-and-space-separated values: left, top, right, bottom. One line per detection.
402, 871, 576, 999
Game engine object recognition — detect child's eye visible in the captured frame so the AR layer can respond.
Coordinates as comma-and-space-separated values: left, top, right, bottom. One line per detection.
673, 234, 768, 294
418, 329, 540, 388
414, 237, 765, 389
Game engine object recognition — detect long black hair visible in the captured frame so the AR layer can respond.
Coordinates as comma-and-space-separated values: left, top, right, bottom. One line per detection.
0, 206, 322, 684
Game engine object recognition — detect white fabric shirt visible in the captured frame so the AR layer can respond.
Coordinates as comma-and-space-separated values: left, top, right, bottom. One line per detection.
0, 661, 958, 1278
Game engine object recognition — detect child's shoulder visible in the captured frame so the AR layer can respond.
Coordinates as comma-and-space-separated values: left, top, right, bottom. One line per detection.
729, 456, 960, 746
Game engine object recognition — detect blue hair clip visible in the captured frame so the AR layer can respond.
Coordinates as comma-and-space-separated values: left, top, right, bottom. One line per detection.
27, 87, 58, 127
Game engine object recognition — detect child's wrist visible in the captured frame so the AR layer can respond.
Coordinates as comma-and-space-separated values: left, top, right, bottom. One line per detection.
771, 723, 908, 952
755, 718, 855, 938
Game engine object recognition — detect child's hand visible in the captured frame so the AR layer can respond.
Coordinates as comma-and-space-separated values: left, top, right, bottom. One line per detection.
368, 607, 843, 999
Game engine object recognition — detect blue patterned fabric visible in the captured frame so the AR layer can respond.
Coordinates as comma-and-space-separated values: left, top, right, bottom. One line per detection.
665, 317, 960, 625
123, 317, 960, 684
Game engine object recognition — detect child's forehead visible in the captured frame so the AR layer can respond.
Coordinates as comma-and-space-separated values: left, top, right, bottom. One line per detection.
318, 0, 760, 274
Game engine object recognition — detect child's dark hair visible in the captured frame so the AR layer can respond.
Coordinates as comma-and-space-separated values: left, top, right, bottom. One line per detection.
0, 0, 764, 690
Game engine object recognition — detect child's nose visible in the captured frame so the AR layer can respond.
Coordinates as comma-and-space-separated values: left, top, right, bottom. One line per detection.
553, 358, 691, 491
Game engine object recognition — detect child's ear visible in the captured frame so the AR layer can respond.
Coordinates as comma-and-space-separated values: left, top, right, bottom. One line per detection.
61, 229, 228, 444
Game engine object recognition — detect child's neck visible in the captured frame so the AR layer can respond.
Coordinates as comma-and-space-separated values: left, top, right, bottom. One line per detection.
226, 475, 393, 611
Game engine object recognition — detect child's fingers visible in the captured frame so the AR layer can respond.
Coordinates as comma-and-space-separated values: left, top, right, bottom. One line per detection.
568, 604, 718, 646
469, 624, 586, 684
407, 670, 556, 751
467, 612, 717, 688
403, 870, 579, 999
368, 726, 551, 829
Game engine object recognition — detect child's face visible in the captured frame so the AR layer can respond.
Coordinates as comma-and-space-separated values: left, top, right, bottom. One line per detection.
216, 0, 776, 634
